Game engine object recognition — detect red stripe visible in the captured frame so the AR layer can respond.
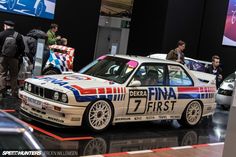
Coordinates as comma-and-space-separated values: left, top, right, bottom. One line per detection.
113, 88, 117, 93
104, 152, 128, 157
2, 110, 15, 113
72, 85, 97, 95
106, 88, 112, 94
61, 137, 93, 141
118, 87, 121, 93
27, 123, 93, 141
152, 147, 172, 152
98, 88, 105, 94
124, 88, 126, 93
28, 123, 63, 141
120, 87, 123, 94
192, 144, 209, 148
178, 87, 199, 93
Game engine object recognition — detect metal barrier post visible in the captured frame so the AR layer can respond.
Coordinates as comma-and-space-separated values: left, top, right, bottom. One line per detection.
33, 39, 45, 76
223, 72, 236, 157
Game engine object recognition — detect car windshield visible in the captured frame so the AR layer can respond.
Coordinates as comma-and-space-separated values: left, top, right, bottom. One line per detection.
79, 56, 138, 84
225, 72, 235, 82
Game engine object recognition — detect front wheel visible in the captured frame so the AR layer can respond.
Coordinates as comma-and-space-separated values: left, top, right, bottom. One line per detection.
43, 67, 61, 75
178, 101, 203, 127
84, 100, 114, 132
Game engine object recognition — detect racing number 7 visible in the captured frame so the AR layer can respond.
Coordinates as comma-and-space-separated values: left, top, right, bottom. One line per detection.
134, 100, 141, 112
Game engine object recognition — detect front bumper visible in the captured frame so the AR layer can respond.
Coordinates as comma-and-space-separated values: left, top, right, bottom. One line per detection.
216, 93, 232, 106
19, 90, 86, 126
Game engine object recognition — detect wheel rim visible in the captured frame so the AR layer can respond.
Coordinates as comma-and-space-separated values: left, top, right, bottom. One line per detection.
186, 101, 202, 125
88, 101, 112, 131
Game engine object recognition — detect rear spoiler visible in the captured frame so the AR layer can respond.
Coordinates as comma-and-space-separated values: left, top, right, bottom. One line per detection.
190, 70, 216, 84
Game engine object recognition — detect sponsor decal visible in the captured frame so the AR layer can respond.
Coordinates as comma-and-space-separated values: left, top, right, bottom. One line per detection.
146, 116, 155, 120
28, 97, 42, 106
34, 77, 68, 86
134, 117, 142, 120
127, 88, 177, 115
146, 101, 176, 113
115, 117, 131, 121
63, 75, 91, 81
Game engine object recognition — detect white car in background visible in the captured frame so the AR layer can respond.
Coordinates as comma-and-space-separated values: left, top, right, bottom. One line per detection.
216, 72, 235, 110
148, 53, 211, 72
148, 53, 213, 83
19, 55, 216, 132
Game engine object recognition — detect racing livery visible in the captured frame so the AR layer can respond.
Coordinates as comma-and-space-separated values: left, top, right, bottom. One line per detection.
43, 45, 75, 75
19, 55, 216, 132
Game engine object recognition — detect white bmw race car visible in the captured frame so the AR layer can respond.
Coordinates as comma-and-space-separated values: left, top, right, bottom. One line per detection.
19, 55, 216, 132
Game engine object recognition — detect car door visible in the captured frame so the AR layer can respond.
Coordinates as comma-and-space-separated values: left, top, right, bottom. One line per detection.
126, 63, 171, 119
167, 64, 194, 116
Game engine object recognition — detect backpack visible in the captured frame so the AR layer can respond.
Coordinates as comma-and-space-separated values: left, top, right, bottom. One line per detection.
1, 32, 18, 57
22, 36, 37, 63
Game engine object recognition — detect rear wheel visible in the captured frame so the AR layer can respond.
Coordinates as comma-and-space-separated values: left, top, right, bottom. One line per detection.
178, 101, 203, 127
84, 100, 113, 132
43, 68, 61, 75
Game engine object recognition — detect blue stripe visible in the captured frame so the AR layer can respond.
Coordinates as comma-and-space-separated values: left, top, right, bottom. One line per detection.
108, 95, 113, 101
117, 94, 120, 101
64, 86, 97, 102
65, 86, 119, 102
114, 95, 117, 101
99, 95, 106, 99
178, 93, 201, 99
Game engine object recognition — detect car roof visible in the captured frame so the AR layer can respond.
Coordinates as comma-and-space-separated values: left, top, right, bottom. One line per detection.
0, 110, 29, 132
148, 53, 211, 65
109, 54, 182, 65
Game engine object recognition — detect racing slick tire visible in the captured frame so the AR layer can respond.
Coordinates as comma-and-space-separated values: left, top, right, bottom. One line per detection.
84, 100, 114, 132
178, 101, 203, 127
7, 0, 16, 10
43, 67, 61, 75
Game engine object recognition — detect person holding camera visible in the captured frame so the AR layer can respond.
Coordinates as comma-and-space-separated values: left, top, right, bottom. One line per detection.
47, 23, 61, 45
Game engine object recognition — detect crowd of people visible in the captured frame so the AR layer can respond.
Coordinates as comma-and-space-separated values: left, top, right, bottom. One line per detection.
166, 40, 223, 89
0, 19, 223, 99
0, 20, 66, 98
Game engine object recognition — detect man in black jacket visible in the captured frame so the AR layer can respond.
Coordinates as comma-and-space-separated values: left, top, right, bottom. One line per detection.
0, 20, 25, 97
206, 55, 223, 89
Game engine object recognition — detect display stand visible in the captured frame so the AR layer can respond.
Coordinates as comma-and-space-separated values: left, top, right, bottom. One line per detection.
33, 39, 45, 76
223, 72, 236, 157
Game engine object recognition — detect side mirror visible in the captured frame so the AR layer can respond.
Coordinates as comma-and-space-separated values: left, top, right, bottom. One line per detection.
129, 80, 141, 87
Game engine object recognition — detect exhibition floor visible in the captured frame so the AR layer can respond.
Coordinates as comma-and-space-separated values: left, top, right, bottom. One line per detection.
0, 97, 227, 157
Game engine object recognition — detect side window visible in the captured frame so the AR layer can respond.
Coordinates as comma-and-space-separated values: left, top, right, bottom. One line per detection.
168, 65, 193, 86
132, 64, 165, 86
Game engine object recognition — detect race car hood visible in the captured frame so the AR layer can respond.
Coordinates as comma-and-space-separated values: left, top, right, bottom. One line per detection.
26, 73, 120, 93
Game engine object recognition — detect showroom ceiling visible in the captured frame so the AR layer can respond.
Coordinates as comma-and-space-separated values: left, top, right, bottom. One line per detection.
100, 0, 134, 17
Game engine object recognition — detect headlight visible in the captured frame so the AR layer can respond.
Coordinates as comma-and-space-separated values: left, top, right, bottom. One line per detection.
61, 94, 68, 103
28, 84, 32, 92
53, 92, 59, 101
24, 83, 28, 90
